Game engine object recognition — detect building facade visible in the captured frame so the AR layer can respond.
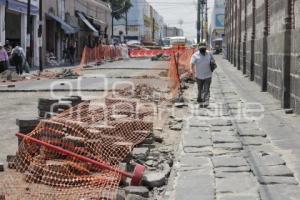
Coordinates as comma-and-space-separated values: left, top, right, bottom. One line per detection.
163, 25, 184, 38
209, 0, 225, 45
113, 0, 164, 43
42, 0, 111, 66
224, 0, 300, 114
0, 0, 40, 66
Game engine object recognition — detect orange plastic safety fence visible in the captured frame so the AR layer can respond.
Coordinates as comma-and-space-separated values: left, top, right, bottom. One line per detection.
0, 97, 154, 199
168, 48, 196, 97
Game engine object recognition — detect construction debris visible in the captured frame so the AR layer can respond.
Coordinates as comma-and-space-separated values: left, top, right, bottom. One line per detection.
0, 70, 22, 82
118, 84, 166, 102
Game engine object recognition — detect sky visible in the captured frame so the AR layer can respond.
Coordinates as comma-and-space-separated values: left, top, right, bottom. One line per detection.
147, 0, 215, 41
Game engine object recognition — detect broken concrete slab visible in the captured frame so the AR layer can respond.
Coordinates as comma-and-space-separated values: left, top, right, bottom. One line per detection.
142, 172, 166, 189
124, 186, 149, 198
212, 156, 248, 168
132, 148, 149, 160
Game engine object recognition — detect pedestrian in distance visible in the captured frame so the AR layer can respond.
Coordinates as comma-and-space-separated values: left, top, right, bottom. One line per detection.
68, 41, 76, 65
4, 40, 12, 56
190, 42, 217, 108
11, 44, 25, 75
0, 42, 9, 73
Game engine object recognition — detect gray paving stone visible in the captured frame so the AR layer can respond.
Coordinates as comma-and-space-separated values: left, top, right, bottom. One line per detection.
212, 156, 248, 168
210, 119, 233, 126
215, 166, 251, 173
175, 170, 214, 200
213, 134, 240, 144
211, 126, 236, 132
249, 153, 286, 166
183, 137, 212, 148
259, 184, 300, 200
252, 165, 294, 177
186, 127, 211, 138
184, 146, 213, 155
213, 142, 243, 150
216, 173, 258, 194
238, 129, 267, 137
179, 155, 211, 169
188, 118, 211, 127
241, 136, 269, 146
257, 176, 298, 185
217, 194, 259, 200
213, 149, 241, 156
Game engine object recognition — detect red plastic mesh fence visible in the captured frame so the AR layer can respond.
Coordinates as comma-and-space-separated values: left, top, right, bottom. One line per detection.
168, 48, 195, 97
0, 97, 154, 199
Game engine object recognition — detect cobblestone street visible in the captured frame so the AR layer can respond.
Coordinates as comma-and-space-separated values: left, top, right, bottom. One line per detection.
165, 56, 300, 200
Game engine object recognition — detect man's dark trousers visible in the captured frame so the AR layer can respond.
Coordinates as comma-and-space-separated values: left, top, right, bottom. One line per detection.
196, 78, 212, 103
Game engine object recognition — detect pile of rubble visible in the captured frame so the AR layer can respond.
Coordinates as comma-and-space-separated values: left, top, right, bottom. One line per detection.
0, 70, 23, 82
117, 129, 174, 200
151, 54, 170, 61
118, 84, 166, 102
1, 95, 175, 200
39, 69, 80, 79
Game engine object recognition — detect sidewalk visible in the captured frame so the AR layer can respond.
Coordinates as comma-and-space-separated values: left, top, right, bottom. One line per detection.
165, 55, 300, 200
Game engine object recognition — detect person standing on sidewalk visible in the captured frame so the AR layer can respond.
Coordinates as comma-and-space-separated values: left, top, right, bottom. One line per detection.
0, 43, 9, 73
11, 44, 25, 75
190, 42, 216, 107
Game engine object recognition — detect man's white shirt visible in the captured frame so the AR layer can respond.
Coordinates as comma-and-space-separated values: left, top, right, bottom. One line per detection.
191, 51, 214, 80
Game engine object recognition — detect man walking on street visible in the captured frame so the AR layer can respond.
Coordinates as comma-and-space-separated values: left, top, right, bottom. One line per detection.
11, 44, 25, 75
190, 43, 216, 107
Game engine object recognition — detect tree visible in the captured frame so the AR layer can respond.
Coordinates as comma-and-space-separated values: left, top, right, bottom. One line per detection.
103, 0, 132, 19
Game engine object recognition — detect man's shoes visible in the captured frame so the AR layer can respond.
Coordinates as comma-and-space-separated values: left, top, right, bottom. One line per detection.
199, 102, 209, 108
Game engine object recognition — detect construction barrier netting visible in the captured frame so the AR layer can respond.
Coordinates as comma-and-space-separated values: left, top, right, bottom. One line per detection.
167, 48, 196, 97
0, 97, 154, 199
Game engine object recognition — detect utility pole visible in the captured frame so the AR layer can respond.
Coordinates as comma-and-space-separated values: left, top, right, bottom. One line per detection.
27, 0, 32, 65
111, 15, 114, 41
201, 2, 204, 41
205, 0, 208, 43
125, 11, 128, 36
197, 0, 201, 43
38, 0, 43, 72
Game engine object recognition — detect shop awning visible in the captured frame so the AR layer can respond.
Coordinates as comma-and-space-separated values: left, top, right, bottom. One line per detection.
87, 16, 106, 26
76, 12, 99, 37
46, 13, 78, 34
7, 0, 39, 15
